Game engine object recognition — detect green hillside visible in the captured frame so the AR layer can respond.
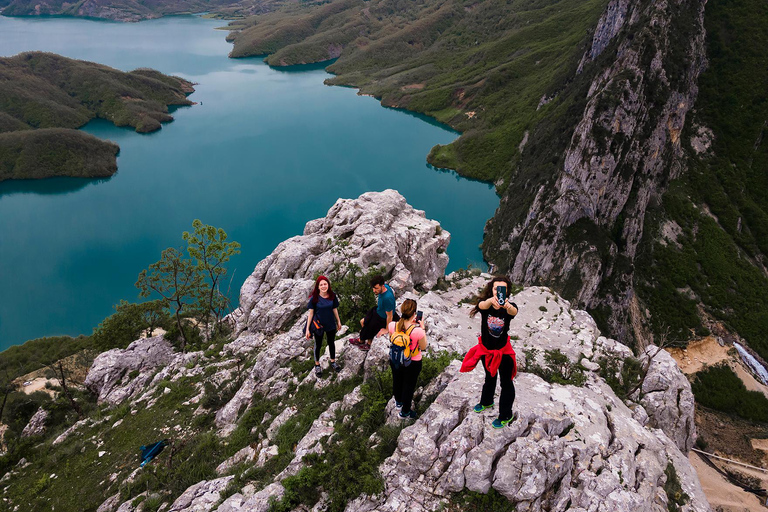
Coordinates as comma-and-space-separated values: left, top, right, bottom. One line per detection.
226, 0, 610, 188
0, 52, 194, 181
0, 0, 250, 21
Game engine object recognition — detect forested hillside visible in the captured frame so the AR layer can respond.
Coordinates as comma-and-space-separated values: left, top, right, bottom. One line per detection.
0, 0, 268, 21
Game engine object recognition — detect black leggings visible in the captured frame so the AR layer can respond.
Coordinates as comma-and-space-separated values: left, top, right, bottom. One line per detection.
480, 354, 516, 421
391, 359, 422, 414
314, 330, 337, 362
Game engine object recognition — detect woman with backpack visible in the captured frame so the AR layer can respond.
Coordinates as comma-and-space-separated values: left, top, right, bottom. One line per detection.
306, 275, 343, 377
389, 298, 427, 419
460, 275, 519, 428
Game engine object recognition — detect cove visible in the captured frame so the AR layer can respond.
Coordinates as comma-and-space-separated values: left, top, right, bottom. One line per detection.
0, 15, 498, 350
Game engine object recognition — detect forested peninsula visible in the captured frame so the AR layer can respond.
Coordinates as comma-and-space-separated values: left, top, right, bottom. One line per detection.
0, 0, 270, 21
0, 52, 194, 182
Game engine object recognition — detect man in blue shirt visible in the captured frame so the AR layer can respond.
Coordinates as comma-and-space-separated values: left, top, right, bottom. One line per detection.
351, 274, 398, 351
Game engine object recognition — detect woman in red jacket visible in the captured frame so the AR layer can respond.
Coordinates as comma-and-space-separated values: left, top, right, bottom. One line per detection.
461, 276, 519, 428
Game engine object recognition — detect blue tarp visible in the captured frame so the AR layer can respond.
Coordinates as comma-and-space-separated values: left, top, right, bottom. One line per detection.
139, 440, 168, 467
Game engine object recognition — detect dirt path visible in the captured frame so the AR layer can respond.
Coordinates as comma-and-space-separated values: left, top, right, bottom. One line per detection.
667, 336, 731, 374
690, 452, 766, 512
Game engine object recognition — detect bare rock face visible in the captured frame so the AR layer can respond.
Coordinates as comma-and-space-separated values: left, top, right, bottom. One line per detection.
638, 346, 697, 452
21, 407, 48, 438
84, 336, 176, 405
348, 370, 709, 512
230, 190, 450, 335
168, 476, 234, 512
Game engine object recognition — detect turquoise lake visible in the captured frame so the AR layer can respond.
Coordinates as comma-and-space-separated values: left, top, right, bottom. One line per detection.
0, 15, 498, 350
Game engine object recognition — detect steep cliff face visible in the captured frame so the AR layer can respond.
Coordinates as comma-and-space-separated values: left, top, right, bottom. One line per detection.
485, 0, 708, 346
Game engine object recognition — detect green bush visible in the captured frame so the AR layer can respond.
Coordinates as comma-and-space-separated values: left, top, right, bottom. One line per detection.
664, 462, 689, 512
691, 364, 768, 423
91, 300, 170, 351
597, 354, 643, 400
524, 348, 586, 386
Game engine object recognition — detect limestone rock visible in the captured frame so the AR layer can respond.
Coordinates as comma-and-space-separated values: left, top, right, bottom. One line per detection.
350, 370, 709, 512
485, 0, 709, 345
84, 336, 176, 405
230, 190, 450, 335
96, 493, 121, 512
215, 482, 284, 512
21, 407, 48, 438
168, 476, 234, 512
638, 346, 697, 452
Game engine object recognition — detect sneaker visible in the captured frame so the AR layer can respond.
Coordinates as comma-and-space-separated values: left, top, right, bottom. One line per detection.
398, 410, 418, 420
491, 413, 517, 429
473, 403, 494, 413
395, 400, 403, 409
348, 337, 363, 346
314, 365, 322, 377
331, 362, 342, 372
358, 343, 371, 352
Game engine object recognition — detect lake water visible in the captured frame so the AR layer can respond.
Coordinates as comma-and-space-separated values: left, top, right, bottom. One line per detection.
0, 15, 498, 350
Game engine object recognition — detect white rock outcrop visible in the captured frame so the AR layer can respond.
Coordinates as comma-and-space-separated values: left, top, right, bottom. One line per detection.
348, 369, 708, 512
20, 407, 48, 438
84, 336, 176, 405
230, 189, 450, 335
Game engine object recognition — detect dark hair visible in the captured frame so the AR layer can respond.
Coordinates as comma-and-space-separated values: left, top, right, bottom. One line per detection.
396, 299, 417, 333
310, 275, 336, 305
469, 275, 514, 317
369, 274, 386, 288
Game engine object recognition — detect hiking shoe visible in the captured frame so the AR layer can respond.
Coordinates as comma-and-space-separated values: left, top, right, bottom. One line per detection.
473, 403, 494, 413
492, 413, 517, 429
358, 343, 371, 351
395, 400, 403, 409
331, 362, 342, 373
314, 365, 322, 377
399, 410, 418, 420
348, 337, 363, 346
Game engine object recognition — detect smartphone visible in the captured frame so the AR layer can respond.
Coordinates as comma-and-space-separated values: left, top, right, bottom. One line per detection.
416, 311, 423, 323
496, 285, 507, 306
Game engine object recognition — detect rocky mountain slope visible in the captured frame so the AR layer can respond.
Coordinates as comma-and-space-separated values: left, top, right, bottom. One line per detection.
1, 192, 711, 512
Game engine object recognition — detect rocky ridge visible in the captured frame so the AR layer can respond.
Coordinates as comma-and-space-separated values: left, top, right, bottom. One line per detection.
485, 0, 709, 345
73, 191, 709, 512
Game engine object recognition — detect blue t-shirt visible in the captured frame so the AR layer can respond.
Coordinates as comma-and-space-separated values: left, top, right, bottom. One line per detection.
376, 284, 396, 319
307, 295, 340, 331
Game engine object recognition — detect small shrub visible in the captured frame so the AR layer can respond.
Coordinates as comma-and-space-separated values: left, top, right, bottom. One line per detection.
597, 354, 643, 400
664, 462, 689, 511
448, 488, 515, 511
525, 349, 586, 386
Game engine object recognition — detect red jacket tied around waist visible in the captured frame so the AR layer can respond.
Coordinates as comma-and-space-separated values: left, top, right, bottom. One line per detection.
460, 336, 517, 380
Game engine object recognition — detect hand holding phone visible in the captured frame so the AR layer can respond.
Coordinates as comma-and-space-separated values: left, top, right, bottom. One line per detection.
496, 285, 507, 307
416, 310, 423, 325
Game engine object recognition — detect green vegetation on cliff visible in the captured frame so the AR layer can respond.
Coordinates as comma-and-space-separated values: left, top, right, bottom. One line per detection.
635, 0, 768, 359
0, 52, 194, 181
226, 0, 609, 186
